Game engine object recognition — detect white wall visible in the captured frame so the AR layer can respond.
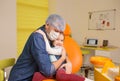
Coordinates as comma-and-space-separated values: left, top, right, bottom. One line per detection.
48, 0, 120, 47
0, 0, 16, 59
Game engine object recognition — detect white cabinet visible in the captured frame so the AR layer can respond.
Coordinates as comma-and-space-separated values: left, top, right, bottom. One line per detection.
95, 49, 120, 64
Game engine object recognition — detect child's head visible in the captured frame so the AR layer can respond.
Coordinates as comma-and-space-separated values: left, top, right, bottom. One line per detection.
53, 32, 64, 47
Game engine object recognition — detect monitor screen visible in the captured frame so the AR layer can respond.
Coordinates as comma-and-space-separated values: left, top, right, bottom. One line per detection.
87, 39, 98, 45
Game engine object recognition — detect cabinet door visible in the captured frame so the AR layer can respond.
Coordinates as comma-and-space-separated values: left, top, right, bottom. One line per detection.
95, 49, 120, 64
95, 50, 111, 58
110, 49, 120, 64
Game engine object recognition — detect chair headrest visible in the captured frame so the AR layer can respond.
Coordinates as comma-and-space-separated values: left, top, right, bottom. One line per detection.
64, 24, 71, 36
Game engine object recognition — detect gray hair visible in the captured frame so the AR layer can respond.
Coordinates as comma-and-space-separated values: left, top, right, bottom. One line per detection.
45, 14, 66, 32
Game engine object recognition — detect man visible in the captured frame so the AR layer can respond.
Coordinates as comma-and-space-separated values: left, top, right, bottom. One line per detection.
8, 14, 66, 81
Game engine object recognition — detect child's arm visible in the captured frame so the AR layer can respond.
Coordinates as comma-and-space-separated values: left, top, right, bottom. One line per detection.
66, 57, 72, 74
35, 29, 62, 55
60, 57, 72, 74
60, 48, 72, 74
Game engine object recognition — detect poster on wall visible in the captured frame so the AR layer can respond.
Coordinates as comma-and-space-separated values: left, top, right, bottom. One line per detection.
88, 9, 116, 30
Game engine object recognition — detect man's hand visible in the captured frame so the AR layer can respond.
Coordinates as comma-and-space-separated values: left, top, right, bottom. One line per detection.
60, 62, 72, 74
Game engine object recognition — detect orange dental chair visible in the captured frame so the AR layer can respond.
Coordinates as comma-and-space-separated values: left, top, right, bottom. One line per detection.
35, 24, 83, 81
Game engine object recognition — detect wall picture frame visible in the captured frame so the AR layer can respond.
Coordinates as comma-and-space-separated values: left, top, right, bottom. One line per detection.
88, 9, 116, 30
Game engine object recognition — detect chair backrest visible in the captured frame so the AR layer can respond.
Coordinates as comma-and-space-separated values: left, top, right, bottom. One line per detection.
63, 24, 83, 73
0, 58, 15, 81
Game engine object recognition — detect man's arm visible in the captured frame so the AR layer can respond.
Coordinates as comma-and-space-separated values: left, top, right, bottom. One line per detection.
30, 33, 55, 77
30, 33, 65, 77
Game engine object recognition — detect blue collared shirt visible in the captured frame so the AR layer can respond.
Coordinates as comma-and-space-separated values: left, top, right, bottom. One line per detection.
8, 25, 56, 81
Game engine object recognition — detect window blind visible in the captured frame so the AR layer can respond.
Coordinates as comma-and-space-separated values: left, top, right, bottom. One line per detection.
17, 0, 48, 56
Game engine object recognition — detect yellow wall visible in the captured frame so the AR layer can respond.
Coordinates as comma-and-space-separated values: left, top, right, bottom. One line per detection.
17, 0, 48, 56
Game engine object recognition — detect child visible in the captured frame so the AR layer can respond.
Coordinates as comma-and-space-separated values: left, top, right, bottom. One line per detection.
32, 29, 85, 81
35, 30, 65, 62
